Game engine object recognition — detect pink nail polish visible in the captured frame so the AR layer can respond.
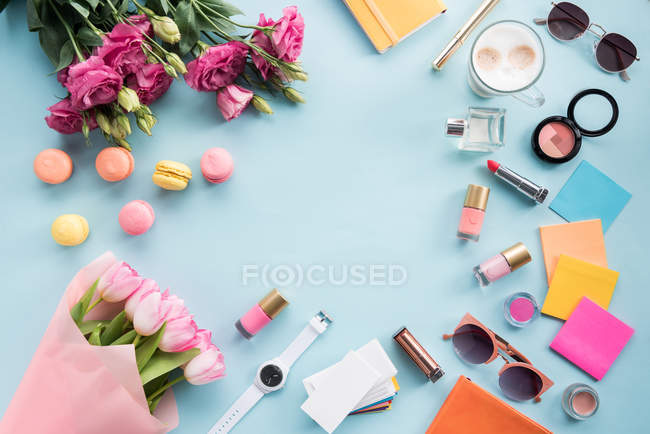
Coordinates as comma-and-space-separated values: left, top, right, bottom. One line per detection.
457, 184, 490, 241
473, 242, 531, 286
235, 289, 289, 339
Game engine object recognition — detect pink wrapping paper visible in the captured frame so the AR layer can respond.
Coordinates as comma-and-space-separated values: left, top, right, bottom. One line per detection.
0, 252, 179, 433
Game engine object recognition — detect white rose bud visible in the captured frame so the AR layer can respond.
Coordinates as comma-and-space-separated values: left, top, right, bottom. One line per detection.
152, 16, 181, 44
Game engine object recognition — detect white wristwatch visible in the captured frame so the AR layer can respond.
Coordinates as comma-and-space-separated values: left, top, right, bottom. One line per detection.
208, 311, 333, 434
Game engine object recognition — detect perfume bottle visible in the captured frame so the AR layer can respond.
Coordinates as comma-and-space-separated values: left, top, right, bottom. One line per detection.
446, 107, 505, 151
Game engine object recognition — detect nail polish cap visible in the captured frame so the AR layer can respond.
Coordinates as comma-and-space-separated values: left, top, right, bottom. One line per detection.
501, 242, 532, 271
464, 184, 490, 210
259, 289, 289, 319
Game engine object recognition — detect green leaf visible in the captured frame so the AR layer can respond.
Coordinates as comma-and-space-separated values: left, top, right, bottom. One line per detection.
86, 0, 99, 10
200, 0, 242, 17
77, 26, 103, 47
145, 0, 168, 15
55, 40, 74, 72
88, 324, 103, 345
143, 371, 169, 396
110, 329, 137, 345
101, 311, 127, 345
0, 0, 12, 14
135, 322, 166, 372
26, 0, 44, 31
70, 279, 99, 325
69, 0, 89, 17
174, 1, 199, 56
78, 320, 106, 335
140, 348, 200, 384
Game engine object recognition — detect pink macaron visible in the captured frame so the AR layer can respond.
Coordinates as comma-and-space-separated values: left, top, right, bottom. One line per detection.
200, 147, 234, 183
96, 147, 135, 182
118, 200, 155, 235
34, 149, 73, 184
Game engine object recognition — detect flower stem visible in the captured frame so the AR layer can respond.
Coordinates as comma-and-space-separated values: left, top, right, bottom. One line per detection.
85, 297, 103, 315
47, 0, 86, 61
147, 375, 186, 402
196, 0, 274, 32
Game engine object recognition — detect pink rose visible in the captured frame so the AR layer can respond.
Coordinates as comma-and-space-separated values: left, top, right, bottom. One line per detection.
124, 278, 158, 321
65, 56, 122, 110
251, 6, 304, 79
127, 14, 153, 37
159, 315, 199, 352
216, 84, 253, 121
95, 23, 148, 77
184, 346, 225, 385
45, 99, 97, 134
97, 261, 143, 303
133, 289, 172, 336
184, 41, 248, 92
125, 63, 173, 105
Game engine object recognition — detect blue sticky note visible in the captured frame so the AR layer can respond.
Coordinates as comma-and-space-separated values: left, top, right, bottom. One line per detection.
550, 161, 631, 232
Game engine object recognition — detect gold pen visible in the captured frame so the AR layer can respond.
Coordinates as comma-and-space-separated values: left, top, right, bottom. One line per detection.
432, 0, 501, 70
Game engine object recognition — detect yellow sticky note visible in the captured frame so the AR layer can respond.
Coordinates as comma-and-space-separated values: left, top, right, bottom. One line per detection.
541, 255, 619, 320
539, 219, 608, 285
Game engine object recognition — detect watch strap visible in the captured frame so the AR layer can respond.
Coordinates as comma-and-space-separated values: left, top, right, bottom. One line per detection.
278, 312, 330, 368
208, 384, 264, 434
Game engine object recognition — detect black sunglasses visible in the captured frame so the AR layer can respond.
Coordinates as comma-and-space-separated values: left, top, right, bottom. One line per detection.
534, 2, 639, 81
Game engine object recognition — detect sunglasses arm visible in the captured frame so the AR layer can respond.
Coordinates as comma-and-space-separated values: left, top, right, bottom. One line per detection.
493, 333, 532, 364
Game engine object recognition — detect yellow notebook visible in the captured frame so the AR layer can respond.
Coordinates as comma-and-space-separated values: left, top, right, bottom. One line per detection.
343, 0, 447, 53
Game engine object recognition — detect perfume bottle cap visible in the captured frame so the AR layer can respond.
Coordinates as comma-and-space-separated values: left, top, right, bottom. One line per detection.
464, 184, 490, 210
446, 118, 467, 137
501, 242, 532, 271
259, 289, 289, 319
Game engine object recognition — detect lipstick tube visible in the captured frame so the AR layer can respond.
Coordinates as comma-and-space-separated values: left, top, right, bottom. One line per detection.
235, 289, 288, 339
393, 327, 444, 383
488, 160, 548, 204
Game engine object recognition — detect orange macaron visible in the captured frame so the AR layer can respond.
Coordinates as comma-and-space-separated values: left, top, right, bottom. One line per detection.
95, 147, 135, 182
34, 149, 73, 184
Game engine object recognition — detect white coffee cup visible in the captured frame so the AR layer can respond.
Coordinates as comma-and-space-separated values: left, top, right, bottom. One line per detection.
468, 20, 546, 107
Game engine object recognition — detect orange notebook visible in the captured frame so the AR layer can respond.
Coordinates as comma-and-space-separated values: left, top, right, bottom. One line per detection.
426, 376, 552, 434
342, 0, 447, 53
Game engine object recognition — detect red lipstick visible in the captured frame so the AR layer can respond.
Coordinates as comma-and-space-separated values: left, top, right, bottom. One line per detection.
486, 160, 549, 204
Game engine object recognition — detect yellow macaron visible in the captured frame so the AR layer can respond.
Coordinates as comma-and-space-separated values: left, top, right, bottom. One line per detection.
51, 214, 89, 246
152, 160, 192, 191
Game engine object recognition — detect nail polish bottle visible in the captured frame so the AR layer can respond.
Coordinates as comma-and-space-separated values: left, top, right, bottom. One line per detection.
235, 289, 288, 339
473, 242, 531, 287
457, 184, 490, 241
446, 107, 506, 152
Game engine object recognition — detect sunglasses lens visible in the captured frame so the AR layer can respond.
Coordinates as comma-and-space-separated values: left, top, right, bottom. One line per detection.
596, 33, 637, 72
499, 366, 543, 401
451, 324, 493, 364
548, 2, 589, 40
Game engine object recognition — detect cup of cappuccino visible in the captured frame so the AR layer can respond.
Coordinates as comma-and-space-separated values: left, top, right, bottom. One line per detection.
469, 20, 546, 107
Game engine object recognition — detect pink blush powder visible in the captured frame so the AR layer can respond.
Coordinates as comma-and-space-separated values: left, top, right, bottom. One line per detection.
538, 122, 575, 158
509, 297, 535, 322
572, 391, 597, 416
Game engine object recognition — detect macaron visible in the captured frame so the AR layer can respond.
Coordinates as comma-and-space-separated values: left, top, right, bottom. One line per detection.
34, 149, 73, 184
200, 147, 234, 183
96, 147, 135, 182
118, 200, 155, 235
51, 214, 89, 246
152, 160, 192, 191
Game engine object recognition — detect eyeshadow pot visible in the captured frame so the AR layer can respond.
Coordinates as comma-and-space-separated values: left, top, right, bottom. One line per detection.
562, 383, 599, 420
531, 89, 618, 164
503, 292, 540, 327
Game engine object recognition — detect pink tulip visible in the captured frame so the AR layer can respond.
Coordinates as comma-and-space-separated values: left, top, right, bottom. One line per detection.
97, 261, 143, 302
124, 278, 158, 321
133, 289, 171, 336
163, 293, 190, 321
184, 345, 225, 385
194, 329, 213, 352
159, 315, 199, 352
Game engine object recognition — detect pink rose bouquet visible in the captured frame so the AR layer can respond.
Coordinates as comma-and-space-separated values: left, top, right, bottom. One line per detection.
0, 253, 225, 434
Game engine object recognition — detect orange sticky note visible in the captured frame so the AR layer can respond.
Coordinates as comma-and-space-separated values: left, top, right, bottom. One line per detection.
539, 219, 607, 284
541, 255, 619, 320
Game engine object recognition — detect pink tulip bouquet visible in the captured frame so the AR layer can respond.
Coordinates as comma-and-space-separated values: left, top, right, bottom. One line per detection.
1, 0, 307, 150
0, 253, 222, 433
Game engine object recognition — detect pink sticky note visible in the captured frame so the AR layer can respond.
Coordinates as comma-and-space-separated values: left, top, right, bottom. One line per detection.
550, 297, 634, 380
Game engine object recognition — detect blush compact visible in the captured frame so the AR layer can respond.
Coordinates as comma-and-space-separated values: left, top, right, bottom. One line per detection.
531, 89, 618, 164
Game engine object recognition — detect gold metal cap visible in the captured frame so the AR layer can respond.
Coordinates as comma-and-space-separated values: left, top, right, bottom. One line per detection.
501, 242, 532, 271
464, 184, 490, 210
259, 289, 289, 319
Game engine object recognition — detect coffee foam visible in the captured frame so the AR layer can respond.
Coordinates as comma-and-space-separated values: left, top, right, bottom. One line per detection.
472, 22, 543, 92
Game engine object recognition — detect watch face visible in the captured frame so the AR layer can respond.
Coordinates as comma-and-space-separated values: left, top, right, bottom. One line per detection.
259, 364, 283, 387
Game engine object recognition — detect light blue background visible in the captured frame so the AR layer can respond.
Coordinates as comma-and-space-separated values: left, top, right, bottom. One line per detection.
1, 0, 649, 433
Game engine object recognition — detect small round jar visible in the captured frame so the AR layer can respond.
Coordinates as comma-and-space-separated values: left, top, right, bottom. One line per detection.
562, 383, 599, 420
503, 292, 540, 327
531, 89, 618, 164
